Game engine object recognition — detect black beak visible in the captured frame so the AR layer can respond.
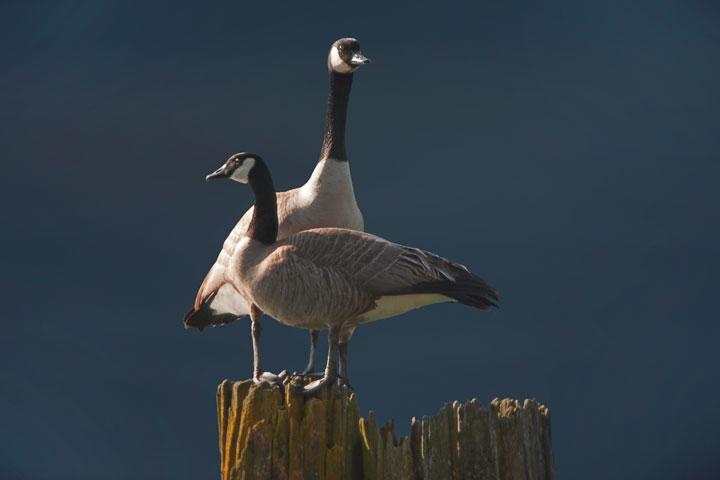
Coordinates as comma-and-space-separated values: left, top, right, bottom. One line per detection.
206, 167, 229, 181
350, 53, 371, 65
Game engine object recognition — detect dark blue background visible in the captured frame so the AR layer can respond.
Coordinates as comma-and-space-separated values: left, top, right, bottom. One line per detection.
2, 1, 719, 478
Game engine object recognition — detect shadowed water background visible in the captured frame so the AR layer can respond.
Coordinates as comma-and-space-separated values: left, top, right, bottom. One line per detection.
1, 1, 719, 479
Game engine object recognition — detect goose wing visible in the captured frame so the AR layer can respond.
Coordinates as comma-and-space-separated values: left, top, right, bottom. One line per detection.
183, 190, 297, 331
283, 228, 499, 310
184, 260, 250, 332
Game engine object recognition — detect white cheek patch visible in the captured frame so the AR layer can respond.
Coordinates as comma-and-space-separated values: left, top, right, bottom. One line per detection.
330, 47, 354, 73
230, 157, 255, 183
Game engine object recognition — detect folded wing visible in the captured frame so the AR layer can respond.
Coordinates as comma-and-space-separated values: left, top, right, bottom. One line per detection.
284, 228, 499, 310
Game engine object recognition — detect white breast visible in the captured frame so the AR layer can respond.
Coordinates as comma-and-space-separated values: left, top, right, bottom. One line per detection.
278, 159, 364, 236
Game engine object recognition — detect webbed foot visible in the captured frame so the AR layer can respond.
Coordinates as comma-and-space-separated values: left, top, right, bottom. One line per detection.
297, 372, 337, 395
254, 369, 288, 387
298, 326, 340, 395
337, 376, 353, 392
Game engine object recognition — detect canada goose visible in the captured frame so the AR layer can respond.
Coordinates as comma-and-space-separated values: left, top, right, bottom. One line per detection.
205, 152, 499, 394
184, 38, 370, 375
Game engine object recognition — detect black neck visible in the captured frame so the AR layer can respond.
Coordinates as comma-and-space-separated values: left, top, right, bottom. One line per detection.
319, 70, 354, 162
246, 159, 278, 245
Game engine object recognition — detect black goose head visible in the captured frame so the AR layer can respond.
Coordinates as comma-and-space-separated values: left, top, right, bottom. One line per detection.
206, 152, 259, 184
328, 38, 371, 74
206, 152, 277, 244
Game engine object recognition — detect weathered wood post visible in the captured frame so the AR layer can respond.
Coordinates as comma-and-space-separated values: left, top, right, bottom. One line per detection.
217, 376, 554, 480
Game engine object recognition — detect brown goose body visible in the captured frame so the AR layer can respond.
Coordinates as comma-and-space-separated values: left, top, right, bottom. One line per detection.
230, 228, 497, 339
186, 160, 362, 330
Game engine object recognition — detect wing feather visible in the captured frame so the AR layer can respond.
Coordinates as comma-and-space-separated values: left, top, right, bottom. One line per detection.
280, 228, 499, 310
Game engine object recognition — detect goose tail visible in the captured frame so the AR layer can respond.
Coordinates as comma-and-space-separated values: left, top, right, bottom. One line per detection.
390, 270, 499, 311
439, 271, 499, 310
183, 303, 243, 332
396, 247, 499, 310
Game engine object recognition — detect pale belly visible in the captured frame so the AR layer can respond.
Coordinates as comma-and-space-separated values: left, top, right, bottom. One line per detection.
355, 294, 454, 324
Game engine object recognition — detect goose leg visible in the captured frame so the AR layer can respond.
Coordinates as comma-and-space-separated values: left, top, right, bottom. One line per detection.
338, 340, 352, 390
338, 326, 355, 389
300, 330, 320, 375
299, 325, 340, 395
250, 305, 286, 386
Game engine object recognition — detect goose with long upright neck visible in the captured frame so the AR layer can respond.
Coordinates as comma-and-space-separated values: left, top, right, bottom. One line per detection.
184, 39, 370, 377
204, 153, 499, 394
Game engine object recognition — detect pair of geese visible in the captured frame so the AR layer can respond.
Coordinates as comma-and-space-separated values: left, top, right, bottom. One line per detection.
184, 38, 499, 395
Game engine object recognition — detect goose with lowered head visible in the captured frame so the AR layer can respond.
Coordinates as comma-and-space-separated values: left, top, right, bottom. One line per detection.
205, 152, 499, 394
184, 38, 370, 377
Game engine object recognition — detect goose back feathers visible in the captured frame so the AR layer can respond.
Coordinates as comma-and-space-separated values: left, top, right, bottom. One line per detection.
230, 228, 498, 332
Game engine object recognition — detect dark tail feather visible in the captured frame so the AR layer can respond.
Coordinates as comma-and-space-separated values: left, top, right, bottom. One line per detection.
440, 272, 499, 310
407, 270, 499, 310
183, 303, 242, 332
